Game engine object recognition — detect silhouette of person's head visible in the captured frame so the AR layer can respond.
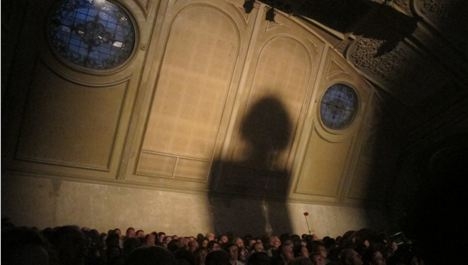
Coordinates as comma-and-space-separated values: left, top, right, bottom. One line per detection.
126, 246, 176, 265
240, 95, 292, 167
205, 250, 230, 265
247, 252, 271, 265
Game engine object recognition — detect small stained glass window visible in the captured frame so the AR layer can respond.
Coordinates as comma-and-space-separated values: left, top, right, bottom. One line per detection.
320, 84, 358, 130
47, 0, 136, 70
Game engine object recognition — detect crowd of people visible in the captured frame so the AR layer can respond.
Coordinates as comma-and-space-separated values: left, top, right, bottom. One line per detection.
2, 219, 424, 265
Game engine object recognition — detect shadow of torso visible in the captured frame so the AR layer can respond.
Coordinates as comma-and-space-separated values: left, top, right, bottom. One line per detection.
208, 96, 293, 236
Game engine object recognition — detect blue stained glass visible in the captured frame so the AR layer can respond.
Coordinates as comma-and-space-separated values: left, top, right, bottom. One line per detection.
47, 0, 136, 70
320, 84, 358, 130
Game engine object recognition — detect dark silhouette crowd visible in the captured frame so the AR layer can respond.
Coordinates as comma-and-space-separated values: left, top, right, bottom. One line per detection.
2, 218, 424, 265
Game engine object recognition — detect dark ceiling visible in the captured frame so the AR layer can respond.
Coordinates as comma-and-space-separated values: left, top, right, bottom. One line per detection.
255, 0, 468, 138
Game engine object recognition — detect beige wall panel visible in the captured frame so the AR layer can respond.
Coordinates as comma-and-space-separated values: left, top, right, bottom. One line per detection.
294, 127, 353, 198
345, 95, 387, 203
174, 159, 211, 181
137, 152, 210, 181
230, 36, 313, 165
230, 14, 324, 166
346, 100, 378, 201
138, 4, 240, 178
290, 49, 372, 203
211, 10, 325, 197
137, 152, 177, 177
15, 62, 127, 170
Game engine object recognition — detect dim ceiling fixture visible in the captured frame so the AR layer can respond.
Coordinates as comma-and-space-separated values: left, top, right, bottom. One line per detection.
266, 6, 275, 22
243, 0, 255, 13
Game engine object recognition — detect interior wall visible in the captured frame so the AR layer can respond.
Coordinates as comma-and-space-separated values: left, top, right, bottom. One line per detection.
3, 0, 389, 236
3, 174, 386, 237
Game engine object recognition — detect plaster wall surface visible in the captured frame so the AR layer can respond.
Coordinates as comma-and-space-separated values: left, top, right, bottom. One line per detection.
3, 174, 384, 237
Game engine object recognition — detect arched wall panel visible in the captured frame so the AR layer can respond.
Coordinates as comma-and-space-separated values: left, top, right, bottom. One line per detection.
137, 4, 242, 181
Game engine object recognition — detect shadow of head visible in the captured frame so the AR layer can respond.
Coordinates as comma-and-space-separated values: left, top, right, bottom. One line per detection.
240, 95, 292, 166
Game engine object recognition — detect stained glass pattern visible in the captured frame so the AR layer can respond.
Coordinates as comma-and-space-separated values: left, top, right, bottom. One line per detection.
320, 84, 358, 130
47, 0, 135, 70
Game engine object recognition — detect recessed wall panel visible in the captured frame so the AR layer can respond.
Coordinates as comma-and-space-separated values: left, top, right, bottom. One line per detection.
15, 63, 126, 170
174, 159, 210, 181
232, 36, 312, 167
137, 152, 177, 178
295, 127, 352, 197
138, 5, 240, 179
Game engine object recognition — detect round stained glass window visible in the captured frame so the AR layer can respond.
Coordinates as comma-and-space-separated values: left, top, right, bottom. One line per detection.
320, 84, 358, 130
47, 0, 136, 70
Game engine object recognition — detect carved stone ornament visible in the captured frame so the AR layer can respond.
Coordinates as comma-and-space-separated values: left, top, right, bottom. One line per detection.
347, 36, 448, 106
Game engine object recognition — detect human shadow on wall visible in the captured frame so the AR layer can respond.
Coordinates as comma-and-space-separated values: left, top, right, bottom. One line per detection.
208, 95, 292, 236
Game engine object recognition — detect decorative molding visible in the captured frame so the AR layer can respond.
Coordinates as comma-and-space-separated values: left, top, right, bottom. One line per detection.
264, 8, 284, 32
391, 0, 412, 15
133, 0, 152, 17
229, 0, 256, 25
136, 150, 210, 182
325, 59, 347, 80
414, 0, 454, 24
12, 156, 111, 172
347, 37, 448, 106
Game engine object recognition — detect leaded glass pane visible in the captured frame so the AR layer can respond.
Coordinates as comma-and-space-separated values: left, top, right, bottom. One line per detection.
47, 0, 136, 70
320, 84, 358, 130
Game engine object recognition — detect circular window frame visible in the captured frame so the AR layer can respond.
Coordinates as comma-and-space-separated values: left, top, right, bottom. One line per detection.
45, 0, 139, 75
317, 82, 360, 135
